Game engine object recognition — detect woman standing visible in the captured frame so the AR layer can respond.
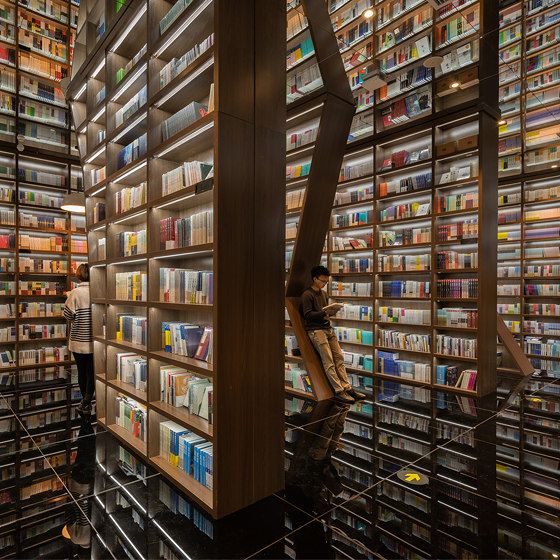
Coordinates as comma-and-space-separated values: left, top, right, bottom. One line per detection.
64, 263, 94, 415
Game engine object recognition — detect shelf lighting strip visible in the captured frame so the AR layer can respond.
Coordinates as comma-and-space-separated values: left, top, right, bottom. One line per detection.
154, 121, 214, 158
111, 112, 147, 144
91, 59, 105, 79
111, 61, 148, 103
112, 209, 147, 225
155, 0, 213, 57
110, 4, 148, 53
154, 56, 215, 108
112, 160, 147, 183
85, 146, 105, 164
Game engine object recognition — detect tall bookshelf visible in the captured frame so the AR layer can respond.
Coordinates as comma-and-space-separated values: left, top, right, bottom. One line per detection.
68, 0, 285, 518
497, 0, 560, 382
0, 0, 88, 543
285, 0, 500, 398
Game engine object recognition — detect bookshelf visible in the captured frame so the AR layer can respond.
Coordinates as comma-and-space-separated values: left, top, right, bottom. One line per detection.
285, 0, 499, 399
68, 0, 285, 518
497, 0, 560, 382
0, 0, 85, 532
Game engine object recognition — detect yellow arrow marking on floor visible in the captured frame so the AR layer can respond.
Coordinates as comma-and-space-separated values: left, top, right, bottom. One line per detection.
404, 473, 420, 482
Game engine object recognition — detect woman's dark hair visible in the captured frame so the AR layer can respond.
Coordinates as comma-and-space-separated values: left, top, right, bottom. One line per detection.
311, 265, 330, 279
76, 263, 89, 282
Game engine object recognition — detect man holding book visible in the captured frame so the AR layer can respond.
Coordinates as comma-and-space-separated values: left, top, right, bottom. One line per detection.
301, 265, 366, 404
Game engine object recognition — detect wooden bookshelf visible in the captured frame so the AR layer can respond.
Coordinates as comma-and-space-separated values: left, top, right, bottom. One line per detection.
496, 0, 560, 382
68, 0, 285, 518
285, 0, 499, 398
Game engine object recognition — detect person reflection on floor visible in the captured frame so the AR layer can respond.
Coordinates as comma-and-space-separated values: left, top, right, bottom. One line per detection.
61, 417, 96, 555
286, 400, 350, 559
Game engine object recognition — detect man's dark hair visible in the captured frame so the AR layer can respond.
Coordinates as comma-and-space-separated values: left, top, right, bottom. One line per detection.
311, 265, 330, 280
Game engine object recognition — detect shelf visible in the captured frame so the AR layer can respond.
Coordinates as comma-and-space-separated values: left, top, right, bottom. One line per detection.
106, 423, 147, 456
150, 400, 213, 440
150, 350, 213, 377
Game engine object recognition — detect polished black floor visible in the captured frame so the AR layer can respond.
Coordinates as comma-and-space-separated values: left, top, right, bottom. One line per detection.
0, 373, 559, 559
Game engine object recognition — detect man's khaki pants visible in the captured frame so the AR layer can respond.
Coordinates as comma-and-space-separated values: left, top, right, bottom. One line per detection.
308, 328, 352, 394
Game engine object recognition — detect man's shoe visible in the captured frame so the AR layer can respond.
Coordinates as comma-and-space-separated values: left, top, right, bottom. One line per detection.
347, 389, 367, 400
334, 391, 354, 404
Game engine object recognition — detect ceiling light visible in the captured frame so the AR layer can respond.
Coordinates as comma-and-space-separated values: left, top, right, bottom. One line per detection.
498, 119, 506, 125
450, 81, 460, 89
423, 55, 443, 68
362, 8, 374, 18
552, 164, 558, 169
61, 191, 86, 214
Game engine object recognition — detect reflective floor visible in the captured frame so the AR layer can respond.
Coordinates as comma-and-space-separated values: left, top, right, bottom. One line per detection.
0, 373, 559, 559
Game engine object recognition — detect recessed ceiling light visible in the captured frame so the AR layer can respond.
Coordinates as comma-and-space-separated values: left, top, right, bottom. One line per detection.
423, 55, 443, 68
450, 81, 460, 89
498, 120, 506, 125
362, 8, 374, 18
552, 164, 558, 169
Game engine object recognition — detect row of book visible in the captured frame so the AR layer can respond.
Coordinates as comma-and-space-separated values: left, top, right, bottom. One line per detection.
378, 9, 432, 53
160, 33, 214, 89
0, 257, 13, 272
115, 44, 147, 85
0, 207, 13, 224
18, 345, 68, 365
115, 271, 147, 301
330, 280, 372, 296
377, 328, 430, 353
117, 353, 147, 392
159, 268, 213, 304
19, 323, 66, 339
379, 226, 431, 247
336, 304, 372, 321
339, 159, 373, 182
331, 234, 373, 251
377, 306, 430, 325
20, 73, 65, 106
380, 87, 431, 128
286, 36, 314, 69
162, 322, 213, 363
436, 308, 477, 328
287, 124, 318, 151
378, 64, 432, 102
436, 250, 478, 270
19, 212, 65, 230
91, 166, 106, 185
377, 350, 431, 381
379, 200, 430, 222
0, 326, 14, 341
116, 314, 147, 346
437, 220, 478, 242
378, 254, 430, 272
19, 190, 62, 207
159, 211, 213, 250
19, 30, 67, 61
162, 100, 209, 142
331, 256, 373, 273
93, 202, 105, 223
378, 171, 432, 198
284, 362, 312, 393
161, 161, 213, 197
334, 184, 373, 206
160, 365, 212, 422
159, 421, 213, 489
378, 280, 429, 298
114, 86, 146, 128
19, 301, 63, 317
115, 182, 146, 214
436, 334, 476, 358
117, 230, 147, 257
116, 134, 147, 170
436, 192, 478, 213
334, 326, 373, 345
436, 278, 478, 298
159, 0, 194, 35
116, 395, 147, 442
19, 280, 65, 295
331, 209, 373, 229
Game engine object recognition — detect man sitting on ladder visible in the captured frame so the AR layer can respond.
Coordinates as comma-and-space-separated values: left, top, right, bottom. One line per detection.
301, 265, 366, 404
